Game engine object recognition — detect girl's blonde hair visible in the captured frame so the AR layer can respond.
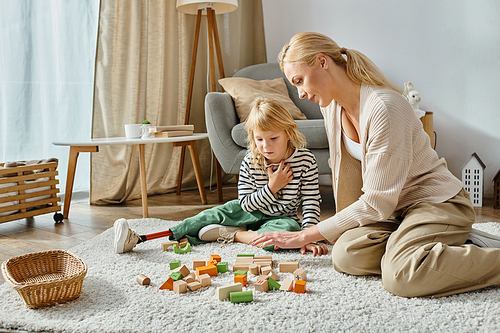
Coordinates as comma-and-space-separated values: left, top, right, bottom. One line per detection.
244, 98, 306, 171
279, 32, 402, 93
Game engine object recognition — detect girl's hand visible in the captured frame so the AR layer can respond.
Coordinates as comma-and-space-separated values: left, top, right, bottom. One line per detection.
300, 243, 329, 257
268, 160, 293, 195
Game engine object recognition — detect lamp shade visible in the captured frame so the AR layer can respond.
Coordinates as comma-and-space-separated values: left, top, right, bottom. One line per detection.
176, 0, 238, 15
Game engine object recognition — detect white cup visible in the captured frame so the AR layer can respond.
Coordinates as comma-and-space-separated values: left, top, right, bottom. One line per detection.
141, 124, 152, 139
125, 124, 144, 139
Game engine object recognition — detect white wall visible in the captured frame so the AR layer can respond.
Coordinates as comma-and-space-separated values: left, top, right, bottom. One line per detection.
262, 0, 500, 198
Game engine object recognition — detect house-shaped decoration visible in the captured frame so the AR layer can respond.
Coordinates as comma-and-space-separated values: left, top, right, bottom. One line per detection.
493, 169, 500, 209
461, 153, 486, 207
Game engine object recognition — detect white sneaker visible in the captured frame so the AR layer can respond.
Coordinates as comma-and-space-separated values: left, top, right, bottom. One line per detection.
114, 218, 140, 253
198, 224, 246, 242
466, 228, 500, 248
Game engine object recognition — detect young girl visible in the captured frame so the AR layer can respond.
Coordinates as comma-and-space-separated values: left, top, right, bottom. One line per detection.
114, 98, 327, 255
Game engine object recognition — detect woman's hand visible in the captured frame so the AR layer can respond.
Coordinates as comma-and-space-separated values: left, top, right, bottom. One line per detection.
300, 243, 329, 257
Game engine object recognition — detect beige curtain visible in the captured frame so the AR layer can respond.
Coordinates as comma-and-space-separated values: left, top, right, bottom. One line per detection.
91, 0, 267, 204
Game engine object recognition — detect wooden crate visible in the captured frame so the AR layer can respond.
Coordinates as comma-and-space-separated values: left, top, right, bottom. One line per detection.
0, 161, 62, 224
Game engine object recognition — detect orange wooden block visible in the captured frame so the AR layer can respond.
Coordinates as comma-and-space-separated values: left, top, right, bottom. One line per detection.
234, 274, 248, 287
196, 264, 218, 277
210, 254, 221, 263
207, 260, 218, 266
294, 280, 306, 294
159, 277, 175, 290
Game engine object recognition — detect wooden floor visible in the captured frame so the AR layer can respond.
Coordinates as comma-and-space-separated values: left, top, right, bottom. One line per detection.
1, 184, 500, 284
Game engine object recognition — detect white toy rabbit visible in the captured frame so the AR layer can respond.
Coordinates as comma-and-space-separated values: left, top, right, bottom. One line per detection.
404, 82, 425, 118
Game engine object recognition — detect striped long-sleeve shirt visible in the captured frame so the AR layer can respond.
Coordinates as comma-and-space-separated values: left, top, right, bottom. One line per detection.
238, 147, 321, 229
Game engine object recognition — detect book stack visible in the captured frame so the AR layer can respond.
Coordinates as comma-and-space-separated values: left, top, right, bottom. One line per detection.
149, 125, 194, 138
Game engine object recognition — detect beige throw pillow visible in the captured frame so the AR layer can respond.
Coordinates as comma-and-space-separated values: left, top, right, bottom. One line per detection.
218, 77, 307, 122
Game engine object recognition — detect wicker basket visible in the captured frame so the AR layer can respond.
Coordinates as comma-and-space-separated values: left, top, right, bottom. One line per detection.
1, 249, 87, 309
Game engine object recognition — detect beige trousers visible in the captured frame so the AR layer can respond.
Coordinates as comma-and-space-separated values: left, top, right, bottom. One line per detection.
332, 188, 500, 298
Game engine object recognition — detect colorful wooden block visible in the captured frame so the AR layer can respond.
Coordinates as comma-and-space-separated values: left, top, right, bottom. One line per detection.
161, 241, 179, 251
207, 259, 218, 266
173, 265, 190, 278
248, 263, 259, 275
294, 280, 306, 294
170, 260, 181, 270
256, 275, 269, 282
198, 274, 211, 287
268, 271, 280, 281
173, 280, 188, 294
230, 290, 253, 303
234, 270, 248, 276
279, 261, 299, 273
255, 279, 269, 292
268, 277, 281, 290
159, 277, 174, 290
187, 281, 202, 291
192, 259, 206, 270
173, 242, 191, 254
234, 274, 247, 287
217, 261, 228, 273
136, 274, 150, 285
261, 266, 272, 275
210, 254, 222, 263
196, 264, 218, 277
217, 282, 242, 300
182, 273, 195, 283
280, 278, 293, 292
293, 268, 307, 281
170, 272, 183, 281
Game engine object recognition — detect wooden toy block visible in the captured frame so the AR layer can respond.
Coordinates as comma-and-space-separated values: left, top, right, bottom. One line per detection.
248, 263, 259, 275
261, 266, 272, 275
234, 270, 248, 276
217, 282, 242, 300
170, 272, 183, 281
173, 280, 188, 294
137, 274, 150, 285
255, 279, 269, 292
217, 261, 228, 273
294, 280, 306, 294
279, 261, 299, 273
192, 259, 206, 270
254, 256, 273, 267
233, 264, 251, 271
268, 271, 280, 281
210, 254, 222, 263
173, 265, 191, 278
257, 275, 269, 282
179, 238, 189, 244
237, 253, 255, 257
234, 274, 248, 287
170, 260, 181, 270
196, 264, 217, 277
173, 242, 192, 254
293, 268, 307, 281
161, 241, 179, 251
198, 274, 211, 287
159, 277, 174, 290
230, 290, 253, 303
207, 259, 218, 266
268, 277, 281, 290
183, 273, 195, 283
280, 278, 293, 292
187, 281, 202, 291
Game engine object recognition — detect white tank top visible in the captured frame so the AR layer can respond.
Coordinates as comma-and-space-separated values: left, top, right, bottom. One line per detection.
342, 131, 362, 161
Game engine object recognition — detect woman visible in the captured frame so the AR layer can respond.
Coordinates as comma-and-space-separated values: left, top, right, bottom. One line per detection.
250, 31, 500, 297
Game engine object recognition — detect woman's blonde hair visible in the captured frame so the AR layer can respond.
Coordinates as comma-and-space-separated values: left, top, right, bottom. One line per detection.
244, 98, 306, 171
279, 32, 402, 93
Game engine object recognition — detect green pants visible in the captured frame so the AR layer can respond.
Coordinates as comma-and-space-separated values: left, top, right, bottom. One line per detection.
169, 199, 301, 251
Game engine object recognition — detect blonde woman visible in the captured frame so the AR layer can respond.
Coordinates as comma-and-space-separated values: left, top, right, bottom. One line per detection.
114, 98, 327, 255
250, 31, 500, 297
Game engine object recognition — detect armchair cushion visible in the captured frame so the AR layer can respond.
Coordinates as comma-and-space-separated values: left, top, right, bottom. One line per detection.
219, 77, 307, 122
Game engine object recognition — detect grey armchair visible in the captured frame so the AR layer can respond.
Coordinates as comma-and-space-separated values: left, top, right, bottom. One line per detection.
205, 62, 330, 199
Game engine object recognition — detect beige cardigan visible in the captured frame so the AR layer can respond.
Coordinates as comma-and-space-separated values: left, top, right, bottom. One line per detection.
317, 84, 463, 242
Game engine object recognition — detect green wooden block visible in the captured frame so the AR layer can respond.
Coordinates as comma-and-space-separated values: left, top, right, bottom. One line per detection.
173, 242, 192, 254
237, 254, 255, 257
170, 272, 182, 281
230, 290, 253, 303
268, 277, 281, 290
217, 261, 228, 273
233, 270, 248, 276
170, 260, 181, 270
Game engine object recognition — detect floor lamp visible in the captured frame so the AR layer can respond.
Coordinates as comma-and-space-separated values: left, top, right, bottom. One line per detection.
176, 0, 238, 202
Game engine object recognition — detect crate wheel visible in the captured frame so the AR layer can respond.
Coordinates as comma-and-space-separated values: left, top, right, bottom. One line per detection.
53, 213, 64, 223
